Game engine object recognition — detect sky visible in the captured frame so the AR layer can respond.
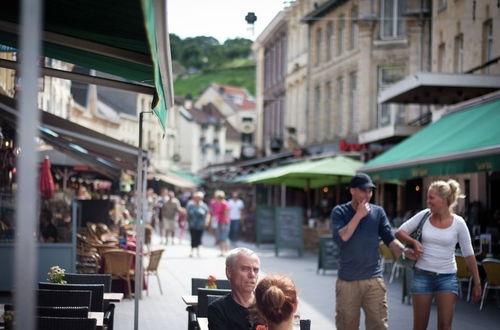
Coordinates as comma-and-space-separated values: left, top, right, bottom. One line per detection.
167, 0, 288, 43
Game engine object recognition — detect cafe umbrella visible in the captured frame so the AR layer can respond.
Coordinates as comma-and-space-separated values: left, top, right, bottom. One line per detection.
243, 155, 363, 214
39, 156, 54, 200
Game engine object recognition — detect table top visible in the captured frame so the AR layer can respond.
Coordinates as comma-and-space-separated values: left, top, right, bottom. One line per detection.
88, 311, 104, 327
104, 292, 124, 302
197, 317, 209, 330
182, 295, 198, 306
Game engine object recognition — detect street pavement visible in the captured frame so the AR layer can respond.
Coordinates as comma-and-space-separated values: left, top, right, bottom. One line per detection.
114, 231, 500, 329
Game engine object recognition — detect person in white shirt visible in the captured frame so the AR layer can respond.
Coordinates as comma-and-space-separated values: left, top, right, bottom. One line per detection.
228, 192, 245, 245
396, 179, 481, 330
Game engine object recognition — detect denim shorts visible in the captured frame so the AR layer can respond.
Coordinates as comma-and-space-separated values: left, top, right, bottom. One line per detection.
411, 268, 458, 295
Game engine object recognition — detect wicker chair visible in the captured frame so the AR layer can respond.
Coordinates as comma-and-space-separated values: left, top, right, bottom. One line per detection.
455, 255, 473, 301
101, 249, 135, 298
300, 319, 311, 330
37, 316, 96, 330
145, 249, 165, 295
480, 258, 500, 310
37, 306, 89, 318
37, 289, 91, 310
38, 283, 104, 313
379, 243, 401, 283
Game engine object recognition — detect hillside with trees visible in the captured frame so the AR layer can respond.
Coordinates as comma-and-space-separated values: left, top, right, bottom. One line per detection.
170, 34, 255, 98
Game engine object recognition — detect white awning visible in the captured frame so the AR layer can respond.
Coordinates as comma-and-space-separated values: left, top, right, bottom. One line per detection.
378, 72, 500, 104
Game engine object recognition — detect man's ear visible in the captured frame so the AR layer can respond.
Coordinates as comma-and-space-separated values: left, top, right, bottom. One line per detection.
226, 267, 231, 280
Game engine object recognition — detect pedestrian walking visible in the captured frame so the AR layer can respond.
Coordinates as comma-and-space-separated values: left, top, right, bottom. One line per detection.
211, 190, 230, 256
161, 190, 183, 245
331, 173, 412, 330
395, 179, 481, 330
228, 192, 244, 245
187, 191, 209, 257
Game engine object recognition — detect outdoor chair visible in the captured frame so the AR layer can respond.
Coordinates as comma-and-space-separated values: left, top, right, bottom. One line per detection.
101, 249, 135, 298
455, 255, 472, 301
37, 306, 89, 318
37, 316, 96, 330
379, 243, 401, 283
300, 319, 311, 330
65, 273, 112, 292
191, 278, 231, 295
38, 282, 113, 330
37, 289, 91, 310
145, 248, 165, 295
76, 251, 101, 274
39, 283, 103, 313
480, 258, 500, 310
196, 288, 231, 318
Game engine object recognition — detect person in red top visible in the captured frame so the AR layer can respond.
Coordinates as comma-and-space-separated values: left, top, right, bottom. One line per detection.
211, 190, 230, 256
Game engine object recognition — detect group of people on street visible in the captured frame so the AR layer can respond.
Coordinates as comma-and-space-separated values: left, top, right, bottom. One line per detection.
205, 173, 481, 330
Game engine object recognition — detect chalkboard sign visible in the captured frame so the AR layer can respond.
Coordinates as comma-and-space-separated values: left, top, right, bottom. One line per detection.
317, 235, 339, 274
275, 207, 303, 257
256, 206, 275, 246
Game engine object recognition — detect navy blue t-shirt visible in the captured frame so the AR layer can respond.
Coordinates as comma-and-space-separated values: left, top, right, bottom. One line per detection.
331, 202, 395, 281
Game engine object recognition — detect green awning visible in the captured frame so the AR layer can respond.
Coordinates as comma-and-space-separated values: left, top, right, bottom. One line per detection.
361, 97, 500, 180
171, 169, 205, 185
243, 155, 363, 188
0, 0, 173, 130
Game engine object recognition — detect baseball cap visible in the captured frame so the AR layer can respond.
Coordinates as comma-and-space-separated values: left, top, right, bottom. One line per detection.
349, 173, 376, 189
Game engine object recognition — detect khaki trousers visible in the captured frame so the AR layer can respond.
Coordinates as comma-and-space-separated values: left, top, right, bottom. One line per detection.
335, 277, 388, 330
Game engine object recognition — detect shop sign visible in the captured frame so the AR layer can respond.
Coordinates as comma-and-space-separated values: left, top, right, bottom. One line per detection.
476, 162, 492, 171
339, 139, 366, 151
411, 168, 428, 177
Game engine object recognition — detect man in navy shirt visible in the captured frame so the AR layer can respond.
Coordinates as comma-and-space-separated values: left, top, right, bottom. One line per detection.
331, 173, 415, 330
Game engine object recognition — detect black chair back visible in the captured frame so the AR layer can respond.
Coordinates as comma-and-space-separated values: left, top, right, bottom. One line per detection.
197, 288, 231, 318
37, 289, 91, 310
300, 319, 311, 330
65, 273, 112, 292
191, 278, 231, 295
37, 306, 89, 318
37, 316, 96, 330
39, 282, 104, 312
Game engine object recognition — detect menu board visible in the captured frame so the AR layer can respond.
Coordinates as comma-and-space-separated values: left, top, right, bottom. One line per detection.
317, 235, 339, 274
256, 206, 275, 246
274, 207, 303, 257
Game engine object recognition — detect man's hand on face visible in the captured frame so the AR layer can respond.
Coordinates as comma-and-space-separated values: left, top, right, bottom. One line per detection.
356, 198, 371, 218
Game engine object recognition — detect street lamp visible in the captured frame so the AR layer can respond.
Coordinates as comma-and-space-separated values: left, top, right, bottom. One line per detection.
245, 12, 257, 37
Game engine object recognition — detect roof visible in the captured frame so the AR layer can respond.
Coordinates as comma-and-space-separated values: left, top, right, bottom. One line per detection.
212, 83, 256, 111
302, 0, 349, 24
378, 72, 500, 105
361, 94, 500, 180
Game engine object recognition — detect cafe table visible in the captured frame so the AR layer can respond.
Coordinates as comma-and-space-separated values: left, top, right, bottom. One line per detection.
197, 317, 209, 330
88, 311, 104, 328
104, 292, 124, 302
182, 295, 198, 306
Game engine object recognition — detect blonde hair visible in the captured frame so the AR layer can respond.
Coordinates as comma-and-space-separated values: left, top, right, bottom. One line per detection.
429, 179, 465, 210
255, 274, 297, 324
214, 190, 225, 199
193, 191, 204, 199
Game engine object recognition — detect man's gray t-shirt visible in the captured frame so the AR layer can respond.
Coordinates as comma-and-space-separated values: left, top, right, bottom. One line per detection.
331, 202, 395, 281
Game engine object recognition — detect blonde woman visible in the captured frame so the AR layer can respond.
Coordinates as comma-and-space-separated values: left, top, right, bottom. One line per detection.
396, 180, 481, 330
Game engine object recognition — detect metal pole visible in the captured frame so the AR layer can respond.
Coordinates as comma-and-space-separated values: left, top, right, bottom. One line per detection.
134, 111, 151, 330
281, 184, 286, 207
13, 1, 43, 330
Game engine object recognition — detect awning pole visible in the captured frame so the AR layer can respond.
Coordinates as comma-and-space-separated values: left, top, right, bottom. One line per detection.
13, 1, 43, 330
134, 111, 151, 330
134, 112, 145, 330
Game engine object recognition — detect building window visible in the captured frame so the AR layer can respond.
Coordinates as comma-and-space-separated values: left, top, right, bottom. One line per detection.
453, 33, 463, 73
338, 15, 345, 55
483, 19, 493, 74
380, 0, 405, 39
378, 66, 405, 127
326, 22, 334, 61
314, 85, 321, 141
325, 81, 332, 138
349, 72, 357, 133
350, 6, 358, 50
438, 42, 445, 72
336, 77, 344, 137
315, 28, 322, 66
